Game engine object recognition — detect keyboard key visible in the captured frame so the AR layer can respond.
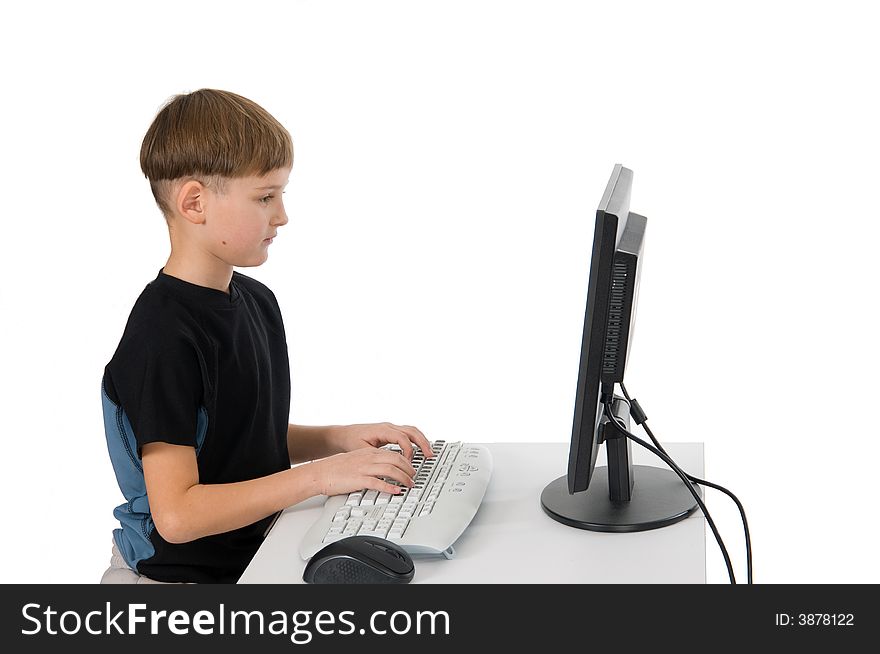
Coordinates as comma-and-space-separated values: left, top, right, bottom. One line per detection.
399, 503, 416, 518
323, 523, 346, 544
362, 489, 379, 505
342, 518, 363, 536
345, 493, 362, 507
388, 517, 410, 540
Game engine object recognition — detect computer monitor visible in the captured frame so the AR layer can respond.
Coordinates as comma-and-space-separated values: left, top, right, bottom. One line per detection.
541, 164, 700, 532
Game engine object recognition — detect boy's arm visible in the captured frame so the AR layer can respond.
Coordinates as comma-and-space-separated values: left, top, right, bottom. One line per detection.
142, 442, 320, 544
287, 422, 433, 464
287, 424, 344, 464
143, 439, 417, 544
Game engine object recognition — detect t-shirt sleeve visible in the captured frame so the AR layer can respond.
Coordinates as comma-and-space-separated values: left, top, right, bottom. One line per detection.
107, 330, 204, 454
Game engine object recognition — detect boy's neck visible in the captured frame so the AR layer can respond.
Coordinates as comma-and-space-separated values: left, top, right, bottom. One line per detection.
162, 252, 234, 294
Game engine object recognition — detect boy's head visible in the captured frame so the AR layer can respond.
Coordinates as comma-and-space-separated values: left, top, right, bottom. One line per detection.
140, 89, 293, 267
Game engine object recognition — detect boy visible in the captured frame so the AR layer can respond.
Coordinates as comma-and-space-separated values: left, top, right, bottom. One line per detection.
100, 89, 432, 584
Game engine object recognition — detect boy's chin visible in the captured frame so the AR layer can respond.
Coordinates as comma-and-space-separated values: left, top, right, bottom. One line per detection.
231, 252, 270, 268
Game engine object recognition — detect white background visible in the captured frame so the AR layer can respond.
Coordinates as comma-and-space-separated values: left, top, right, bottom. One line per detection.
1, 0, 878, 584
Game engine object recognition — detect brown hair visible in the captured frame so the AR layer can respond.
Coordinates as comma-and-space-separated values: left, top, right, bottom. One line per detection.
140, 89, 293, 218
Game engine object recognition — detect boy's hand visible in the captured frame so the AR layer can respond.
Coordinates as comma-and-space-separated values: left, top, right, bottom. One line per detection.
309, 447, 417, 497
332, 422, 434, 460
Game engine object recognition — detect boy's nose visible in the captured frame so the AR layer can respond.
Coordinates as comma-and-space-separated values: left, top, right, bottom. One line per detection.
273, 206, 289, 227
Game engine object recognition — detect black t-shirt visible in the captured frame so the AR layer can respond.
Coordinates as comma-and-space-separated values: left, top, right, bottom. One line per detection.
101, 268, 291, 583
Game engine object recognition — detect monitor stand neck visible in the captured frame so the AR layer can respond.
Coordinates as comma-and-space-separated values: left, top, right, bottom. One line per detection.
600, 395, 634, 502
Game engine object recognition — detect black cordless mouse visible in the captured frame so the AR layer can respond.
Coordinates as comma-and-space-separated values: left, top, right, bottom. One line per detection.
302, 535, 415, 584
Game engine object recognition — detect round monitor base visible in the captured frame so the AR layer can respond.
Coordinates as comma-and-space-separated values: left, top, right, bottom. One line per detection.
541, 465, 700, 533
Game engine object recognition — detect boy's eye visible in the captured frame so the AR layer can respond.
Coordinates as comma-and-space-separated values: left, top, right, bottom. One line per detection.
259, 191, 285, 204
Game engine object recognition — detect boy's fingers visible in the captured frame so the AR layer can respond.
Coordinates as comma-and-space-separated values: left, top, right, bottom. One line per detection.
361, 476, 407, 495
395, 453, 417, 479
373, 463, 415, 487
373, 448, 416, 478
396, 424, 433, 457
389, 431, 414, 460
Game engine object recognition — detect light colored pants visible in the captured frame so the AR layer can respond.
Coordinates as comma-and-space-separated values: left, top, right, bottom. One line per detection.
100, 539, 186, 584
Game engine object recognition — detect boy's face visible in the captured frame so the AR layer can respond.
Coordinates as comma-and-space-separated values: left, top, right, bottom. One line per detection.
187, 167, 291, 268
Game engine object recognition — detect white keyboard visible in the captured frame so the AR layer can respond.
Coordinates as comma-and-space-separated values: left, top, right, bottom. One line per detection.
299, 441, 492, 560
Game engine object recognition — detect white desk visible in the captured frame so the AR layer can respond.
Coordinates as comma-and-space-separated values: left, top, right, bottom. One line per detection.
239, 442, 705, 584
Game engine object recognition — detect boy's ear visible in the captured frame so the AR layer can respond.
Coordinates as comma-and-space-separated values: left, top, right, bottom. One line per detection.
176, 180, 207, 225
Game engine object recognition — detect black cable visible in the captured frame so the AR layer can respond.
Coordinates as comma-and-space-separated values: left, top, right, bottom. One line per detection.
603, 400, 738, 584
620, 382, 753, 584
